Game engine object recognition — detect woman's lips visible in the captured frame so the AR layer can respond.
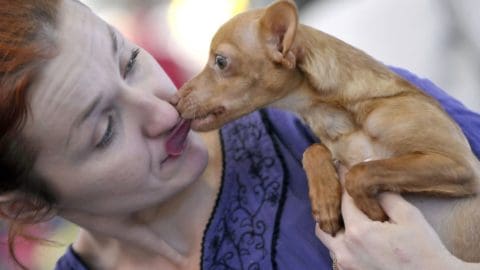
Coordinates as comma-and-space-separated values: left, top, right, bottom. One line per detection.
165, 119, 192, 156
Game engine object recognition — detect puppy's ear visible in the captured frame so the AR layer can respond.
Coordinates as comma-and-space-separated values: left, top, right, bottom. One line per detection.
259, 0, 298, 69
0, 192, 55, 223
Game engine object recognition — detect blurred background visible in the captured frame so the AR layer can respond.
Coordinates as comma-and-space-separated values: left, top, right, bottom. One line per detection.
1, 0, 479, 269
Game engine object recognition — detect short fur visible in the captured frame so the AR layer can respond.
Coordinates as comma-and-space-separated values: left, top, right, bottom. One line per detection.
175, 0, 480, 261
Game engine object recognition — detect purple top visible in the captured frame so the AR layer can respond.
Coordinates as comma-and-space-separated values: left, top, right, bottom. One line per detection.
55, 68, 480, 270
55, 245, 89, 270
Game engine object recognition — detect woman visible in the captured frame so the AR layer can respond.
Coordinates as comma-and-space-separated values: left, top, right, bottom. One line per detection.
0, 1, 478, 270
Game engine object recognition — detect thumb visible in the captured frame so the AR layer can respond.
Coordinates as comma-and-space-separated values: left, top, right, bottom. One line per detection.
378, 193, 424, 224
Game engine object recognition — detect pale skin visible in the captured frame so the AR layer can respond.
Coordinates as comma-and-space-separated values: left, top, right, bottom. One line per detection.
0, 0, 475, 269
316, 167, 480, 270
4, 0, 223, 269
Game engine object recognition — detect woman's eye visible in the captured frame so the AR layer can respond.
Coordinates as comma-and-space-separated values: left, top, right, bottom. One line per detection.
215, 54, 228, 70
96, 114, 116, 149
123, 48, 140, 78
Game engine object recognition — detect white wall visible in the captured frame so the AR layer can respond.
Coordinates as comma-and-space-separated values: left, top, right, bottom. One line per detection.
301, 0, 480, 112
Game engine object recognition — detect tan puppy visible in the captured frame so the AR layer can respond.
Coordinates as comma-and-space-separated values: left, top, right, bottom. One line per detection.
174, 0, 480, 261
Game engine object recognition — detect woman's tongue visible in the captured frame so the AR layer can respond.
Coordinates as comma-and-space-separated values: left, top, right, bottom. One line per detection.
165, 119, 191, 156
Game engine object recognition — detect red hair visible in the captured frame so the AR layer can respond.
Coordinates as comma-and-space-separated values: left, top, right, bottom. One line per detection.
0, 0, 60, 268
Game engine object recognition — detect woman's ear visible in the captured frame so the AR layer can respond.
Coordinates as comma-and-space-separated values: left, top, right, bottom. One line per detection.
0, 192, 55, 223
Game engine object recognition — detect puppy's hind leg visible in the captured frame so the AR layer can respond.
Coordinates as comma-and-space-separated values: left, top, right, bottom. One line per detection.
302, 144, 343, 235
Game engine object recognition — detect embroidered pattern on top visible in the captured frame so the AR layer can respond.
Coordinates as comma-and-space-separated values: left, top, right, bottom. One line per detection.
202, 112, 284, 270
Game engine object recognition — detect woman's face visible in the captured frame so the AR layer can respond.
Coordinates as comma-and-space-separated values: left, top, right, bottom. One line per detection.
22, 0, 208, 216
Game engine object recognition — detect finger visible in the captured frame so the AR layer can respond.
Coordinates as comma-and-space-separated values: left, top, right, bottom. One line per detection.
341, 190, 372, 228
378, 192, 422, 223
315, 223, 342, 249
337, 166, 370, 227
336, 165, 348, 185
315, 223, 334, 248
167, 93, 180, 106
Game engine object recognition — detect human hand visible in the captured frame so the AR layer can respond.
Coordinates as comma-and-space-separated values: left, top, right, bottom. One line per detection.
315, 167, 466, 270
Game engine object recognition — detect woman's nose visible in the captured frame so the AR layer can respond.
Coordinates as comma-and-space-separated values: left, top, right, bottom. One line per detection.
129, 92, 179, 138
144, 100, 179, 138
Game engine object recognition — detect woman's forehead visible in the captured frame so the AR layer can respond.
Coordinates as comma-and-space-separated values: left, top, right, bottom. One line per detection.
23, 0, 117, 149
42, 1, 116, 100
57, 0, 111, 48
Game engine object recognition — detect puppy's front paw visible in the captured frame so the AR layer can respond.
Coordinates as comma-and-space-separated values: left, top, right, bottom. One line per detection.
312, 200, 342, 236
345, 166, 388, 222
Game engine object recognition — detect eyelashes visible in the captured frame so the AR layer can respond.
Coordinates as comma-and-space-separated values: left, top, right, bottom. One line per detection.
96, 48, 140, 150
96, 113, 115, 149
123, 48, 140, 78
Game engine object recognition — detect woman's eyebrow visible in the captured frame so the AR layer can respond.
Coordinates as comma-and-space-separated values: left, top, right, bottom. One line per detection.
64, 25, 119, 149
108, 24, 119, 56
65, 93, 103, 148
78, 94, 102, 125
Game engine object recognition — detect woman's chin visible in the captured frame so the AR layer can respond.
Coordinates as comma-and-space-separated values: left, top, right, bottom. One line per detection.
184, 133, 209, 173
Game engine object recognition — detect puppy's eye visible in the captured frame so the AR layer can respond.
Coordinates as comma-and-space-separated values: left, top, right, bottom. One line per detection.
215, 55, 228, 70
